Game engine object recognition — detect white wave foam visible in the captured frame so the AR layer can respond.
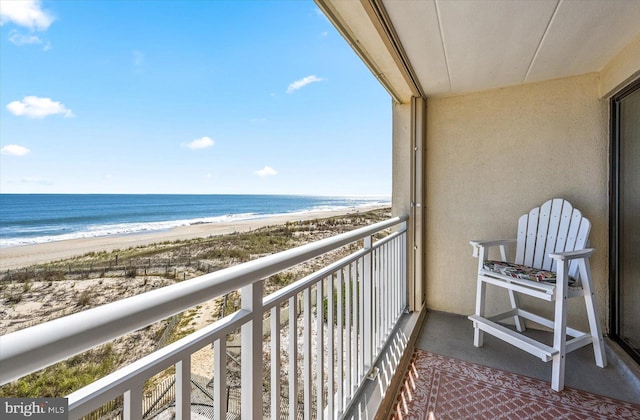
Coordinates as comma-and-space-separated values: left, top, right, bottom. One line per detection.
0, 201, 390, 248
0, 213, 262, 248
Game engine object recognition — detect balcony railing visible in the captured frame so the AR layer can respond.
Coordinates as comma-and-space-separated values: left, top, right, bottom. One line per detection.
0, 215, 409, 419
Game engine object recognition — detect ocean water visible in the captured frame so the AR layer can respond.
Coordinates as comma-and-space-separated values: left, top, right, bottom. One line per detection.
0, 194, 390, 248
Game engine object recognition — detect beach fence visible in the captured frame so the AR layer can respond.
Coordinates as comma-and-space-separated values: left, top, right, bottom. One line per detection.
78, 361, 314, 420
1, 254, 226, 284
155, 314, 182, 350
78, 375, 245, 420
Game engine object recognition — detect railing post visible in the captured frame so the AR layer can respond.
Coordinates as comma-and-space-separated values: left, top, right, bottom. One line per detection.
270, 308, 281, 419
351, 261, 359, 390
327, 274, 335, 418
241, 281, 264, 419
214, 338, 227, 420
363, 235, 373, 371
316, 279, 324, 420
336, 268, 344, 414
175, 358, 191, 420
124, 383, 143, 420
288, 296, 298, 420
303, 288, 312, 420
402, 222, 408, 310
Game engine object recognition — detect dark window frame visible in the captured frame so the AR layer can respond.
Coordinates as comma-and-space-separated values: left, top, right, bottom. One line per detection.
609, 77, 640, 364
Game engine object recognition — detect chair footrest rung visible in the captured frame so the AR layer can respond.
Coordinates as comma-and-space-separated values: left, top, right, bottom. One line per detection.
566, 333, 593, 353
469, 315, 557, 362
488, 309, 589, 340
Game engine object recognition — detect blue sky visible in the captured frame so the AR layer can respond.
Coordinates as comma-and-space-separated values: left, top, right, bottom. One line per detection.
0, 0, 391, 196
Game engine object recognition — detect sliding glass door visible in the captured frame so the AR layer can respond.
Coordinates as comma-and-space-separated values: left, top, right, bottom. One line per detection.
611, 78, 640, 364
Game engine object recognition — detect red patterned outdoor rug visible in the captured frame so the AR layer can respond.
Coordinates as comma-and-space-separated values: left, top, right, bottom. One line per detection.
390, 349, 640, 419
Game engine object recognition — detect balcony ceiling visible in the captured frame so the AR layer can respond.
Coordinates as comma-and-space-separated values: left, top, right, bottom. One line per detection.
320, 0, 640, 99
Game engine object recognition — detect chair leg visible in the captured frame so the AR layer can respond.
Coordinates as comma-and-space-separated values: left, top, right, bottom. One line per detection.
508, 289, 525, 332
551, 260, 569, 392
579, 259, 607, 368
474, 277, 486, 347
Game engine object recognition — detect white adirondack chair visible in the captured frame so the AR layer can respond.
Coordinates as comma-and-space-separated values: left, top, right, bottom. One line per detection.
468, 198, 607, 391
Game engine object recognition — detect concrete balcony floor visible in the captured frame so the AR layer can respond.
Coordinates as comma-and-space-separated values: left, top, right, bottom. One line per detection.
414, 311, 640, 405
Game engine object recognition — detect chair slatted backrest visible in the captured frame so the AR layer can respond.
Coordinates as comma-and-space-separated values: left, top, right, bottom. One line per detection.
514, 199, 591, 278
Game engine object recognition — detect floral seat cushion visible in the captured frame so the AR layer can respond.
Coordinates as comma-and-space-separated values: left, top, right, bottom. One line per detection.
483, 260, 577, 286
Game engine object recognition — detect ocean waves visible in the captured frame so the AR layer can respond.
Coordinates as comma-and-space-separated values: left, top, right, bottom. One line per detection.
0, 196, 390, 248
0, 212, 263, 248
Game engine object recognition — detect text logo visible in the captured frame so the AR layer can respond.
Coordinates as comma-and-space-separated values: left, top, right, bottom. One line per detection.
1, 398, 67, 419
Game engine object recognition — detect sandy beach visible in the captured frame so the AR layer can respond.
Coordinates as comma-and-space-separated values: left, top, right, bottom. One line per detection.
0, 205, 386, 271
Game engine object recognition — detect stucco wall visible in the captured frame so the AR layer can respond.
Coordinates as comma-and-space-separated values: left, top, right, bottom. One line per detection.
425, 73, 609, 331
600, 32, 640, 98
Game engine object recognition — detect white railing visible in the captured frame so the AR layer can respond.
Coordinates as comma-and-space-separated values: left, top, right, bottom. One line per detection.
0, 215, 409, 419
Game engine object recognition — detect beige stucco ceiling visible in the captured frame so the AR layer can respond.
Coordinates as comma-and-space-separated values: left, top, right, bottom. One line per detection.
319, 0, 640, 100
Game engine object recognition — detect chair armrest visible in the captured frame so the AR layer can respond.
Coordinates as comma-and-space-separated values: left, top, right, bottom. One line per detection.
470, 239, 516, 258
549, 248, 594, 261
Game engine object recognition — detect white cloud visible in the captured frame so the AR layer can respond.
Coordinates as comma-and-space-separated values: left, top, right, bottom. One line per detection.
6, 96, 74, 118
9, 30, 39, 44
286, 75, 324, 94
186, 136, 215, 150
250, 117, 267, 124
21, 177, 51, 185
0, 0, 54, 31
255, 166, 278, 177
1, 144, 31, 156
8, 30, 51, 50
